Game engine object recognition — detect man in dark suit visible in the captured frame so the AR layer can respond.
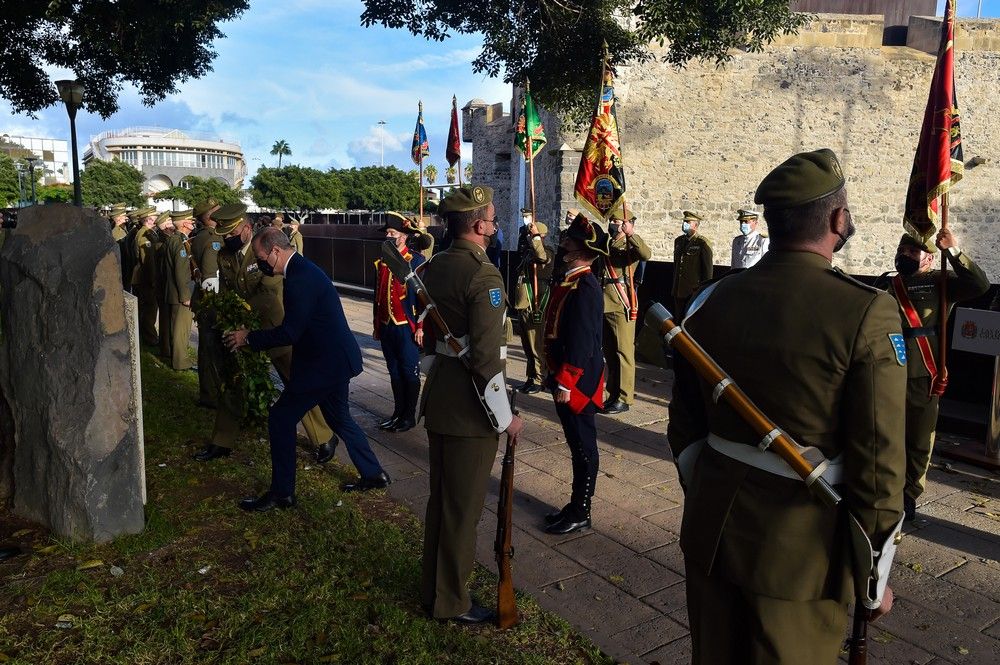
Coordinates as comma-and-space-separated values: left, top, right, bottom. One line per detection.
226, 228, 390, 511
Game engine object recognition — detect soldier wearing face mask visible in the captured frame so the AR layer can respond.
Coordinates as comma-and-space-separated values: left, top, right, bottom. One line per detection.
730, 209, 769, 269
671, 211, 714, 317
874, 229, 989, 520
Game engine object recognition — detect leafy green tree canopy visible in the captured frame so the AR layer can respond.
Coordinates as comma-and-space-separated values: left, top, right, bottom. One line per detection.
37, 184, 73, 204
0, 155, 20, 207
360, 1, 807, 124
250, 166, 345, 212
332, 166, 420, 211
81, 160, 145, 208
2, 1, 249, 118
154, 176, 242, 208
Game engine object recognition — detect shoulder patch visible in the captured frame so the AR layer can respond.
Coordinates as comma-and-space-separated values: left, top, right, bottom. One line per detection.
889, 333, 907, 366
247, 263, 259, 273
489, 287, 503, 308
830, 267, 880, 294
211, 241, 222, 251
180, 249, 188, 258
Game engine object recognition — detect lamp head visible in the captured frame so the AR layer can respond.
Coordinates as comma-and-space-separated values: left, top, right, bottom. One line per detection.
55, 80, 85, 109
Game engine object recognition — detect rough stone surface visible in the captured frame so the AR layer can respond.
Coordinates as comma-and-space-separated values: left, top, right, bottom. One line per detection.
464, 14, 1000, 281
0, 204, 144, 543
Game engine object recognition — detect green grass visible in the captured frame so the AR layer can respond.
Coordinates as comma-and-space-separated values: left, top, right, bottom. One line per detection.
0, 351, 613, 665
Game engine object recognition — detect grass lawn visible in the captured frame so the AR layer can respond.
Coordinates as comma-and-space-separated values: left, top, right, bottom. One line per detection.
0, 350, 613, 664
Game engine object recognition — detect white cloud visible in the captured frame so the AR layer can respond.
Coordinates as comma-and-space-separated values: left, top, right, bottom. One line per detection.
347, 126, 410, 159
362, 47, 484, 75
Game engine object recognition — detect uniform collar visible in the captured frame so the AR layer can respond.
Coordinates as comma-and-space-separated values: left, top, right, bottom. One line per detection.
758, 249, 832, 269
564, 265, 591, 279
452, 238, 488, 257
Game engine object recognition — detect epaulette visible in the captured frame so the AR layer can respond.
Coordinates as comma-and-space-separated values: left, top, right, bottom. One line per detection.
830, 266, 880, 294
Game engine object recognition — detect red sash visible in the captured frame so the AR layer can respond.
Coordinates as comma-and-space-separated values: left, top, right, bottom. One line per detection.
891, 275, 945, 396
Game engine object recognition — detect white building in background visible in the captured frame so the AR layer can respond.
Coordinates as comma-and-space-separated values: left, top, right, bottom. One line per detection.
0, 133, 71, 185
83, 127, 246, 197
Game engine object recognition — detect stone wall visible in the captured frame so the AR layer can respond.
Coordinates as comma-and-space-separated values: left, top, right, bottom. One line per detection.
463, 14, 1000, 280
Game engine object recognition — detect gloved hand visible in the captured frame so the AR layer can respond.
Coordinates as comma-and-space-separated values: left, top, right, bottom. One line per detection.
201, 277, 220, 294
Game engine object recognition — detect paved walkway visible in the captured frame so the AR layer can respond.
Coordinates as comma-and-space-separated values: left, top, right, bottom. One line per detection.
333, 295, 1000, 664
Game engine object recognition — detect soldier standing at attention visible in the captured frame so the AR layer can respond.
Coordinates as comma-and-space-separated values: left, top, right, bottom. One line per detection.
110, 203, 128, 242
131, 206, 160, 346
154, 212, 175, 358
668, 149, 906, 663
730, 209, 769, 269
374, 212, 426, 433
599, 209, 651, 415
874, 231, 989, 520
514, 213, 555, 395
164, 209, 197, 371
420, 185, 524, 624
288, 216, 305, 255
670, 211, 713, 317
190, 198, 223, 408
542, 213, 609, 535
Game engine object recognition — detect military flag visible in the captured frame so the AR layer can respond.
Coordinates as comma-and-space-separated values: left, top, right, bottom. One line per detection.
514, 82, 546, 160
411, 101, 429, 165
574, 49, 625, 221
902, 0, 963, 241
447, 96, 462, 167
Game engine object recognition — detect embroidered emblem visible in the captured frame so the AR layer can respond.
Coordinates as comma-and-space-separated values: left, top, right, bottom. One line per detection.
212, 241, 222, 251
180, 249, 188, 258
888, 333, 907, 366
247, 263, 259, 273
489, 288, 502, 308
473, 186, 486, 204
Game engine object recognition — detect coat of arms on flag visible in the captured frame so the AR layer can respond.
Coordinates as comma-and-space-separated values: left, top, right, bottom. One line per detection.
574, 50, 625, 221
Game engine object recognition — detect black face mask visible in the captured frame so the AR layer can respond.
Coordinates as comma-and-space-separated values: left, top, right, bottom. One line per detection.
257, 254, 275, 276
833, 218, 856, 253
895, 254, 920, 276
224, 235, 244, 253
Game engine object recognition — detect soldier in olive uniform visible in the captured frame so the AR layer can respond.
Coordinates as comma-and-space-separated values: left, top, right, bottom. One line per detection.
163, 209, 197, 370
874, 231, 989, 520
131, 206, 161, 346
668, 149, 906, 663
514, 213, 555, 394
110, 203, 128, 242
154, 213, 176, 358
190, 198, 223, 408
288, 216, 305, 255
599, 209, 652, 414
193, 204, 337, 462
671, 211, 714, 317
420, 185, 524, 624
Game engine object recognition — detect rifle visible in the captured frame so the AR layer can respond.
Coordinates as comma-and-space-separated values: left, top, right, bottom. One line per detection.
848, 605, 871, 665
495, 390, 520, 629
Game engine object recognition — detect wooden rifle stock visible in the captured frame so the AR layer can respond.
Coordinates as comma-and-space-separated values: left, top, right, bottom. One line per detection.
495, 391, 519, 629
848, 605, 871, 665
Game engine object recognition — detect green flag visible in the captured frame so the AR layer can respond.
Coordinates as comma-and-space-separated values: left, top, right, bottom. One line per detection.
515, 83, 546, 160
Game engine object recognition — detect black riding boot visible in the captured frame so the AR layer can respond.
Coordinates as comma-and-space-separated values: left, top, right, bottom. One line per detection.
390, 381, 420, 432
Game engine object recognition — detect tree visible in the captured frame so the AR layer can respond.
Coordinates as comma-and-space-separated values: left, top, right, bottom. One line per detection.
360, 1, 807, 125
270, 140, 292, 168
445, 165, 457, 184
154, 176, 242, 208
0, 155, 20, 207
1, 1, 249, 119
250, 166, 344, 212
80, 160, 145, 208
331, 166, 420, 211
37, 183, 73, 204
424, 164, 438, 186
464, 162, 474, 182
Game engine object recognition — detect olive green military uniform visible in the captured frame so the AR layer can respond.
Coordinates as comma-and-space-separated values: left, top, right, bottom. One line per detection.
153, 215, 174, 358
514, 230, 555, 383
211, 242, 334, 449
111, 224, 127, 242
600, 231, 651, 406
133, 224, 161, 345
191, 227, 224, 406
669, 150, 906, 664
289, 228, 304, 255
420, 188, 511, 619
163, 231, 195, 370
671, 232, 714, 316
874, 240, 989, 501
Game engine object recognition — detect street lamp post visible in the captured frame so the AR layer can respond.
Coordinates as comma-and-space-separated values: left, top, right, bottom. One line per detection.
55, 79, 85, 207
377, 120, 386, 167
24, 156, 38, 204
14, 163, 25, 207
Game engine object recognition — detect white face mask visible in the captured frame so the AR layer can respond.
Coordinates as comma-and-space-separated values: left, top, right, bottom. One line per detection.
740, 222, 751, 236
682, 222, 692, 234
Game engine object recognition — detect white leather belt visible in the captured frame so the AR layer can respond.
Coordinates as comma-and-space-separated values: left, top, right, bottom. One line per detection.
707, 433, 843, 485
435, 337, 506, 360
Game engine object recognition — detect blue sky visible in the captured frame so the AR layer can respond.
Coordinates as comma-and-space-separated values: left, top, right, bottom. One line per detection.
1, 0, 997, 181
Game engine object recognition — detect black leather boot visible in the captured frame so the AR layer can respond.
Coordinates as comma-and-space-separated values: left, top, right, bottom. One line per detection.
378, 378, 403, 430
390, 381, 420, 432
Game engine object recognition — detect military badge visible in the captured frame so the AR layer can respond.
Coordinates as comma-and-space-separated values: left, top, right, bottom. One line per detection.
180, 249, 188, 258
212, 241, 222, 251
473, 186, 486, 204
248, 263, 259, 273
489, 288, 502, 308
888, 333, 907, 366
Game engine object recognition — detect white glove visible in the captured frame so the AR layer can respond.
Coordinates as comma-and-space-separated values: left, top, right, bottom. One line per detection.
201, 277, 220, 294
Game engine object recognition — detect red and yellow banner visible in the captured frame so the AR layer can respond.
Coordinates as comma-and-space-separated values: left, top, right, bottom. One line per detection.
574, 49, 625, 222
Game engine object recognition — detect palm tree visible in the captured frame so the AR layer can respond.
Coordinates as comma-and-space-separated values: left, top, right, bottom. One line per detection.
445, 166, 457, 184
464, 163, 474, 182
270, 140, 292, 168
424, 164, 438, 186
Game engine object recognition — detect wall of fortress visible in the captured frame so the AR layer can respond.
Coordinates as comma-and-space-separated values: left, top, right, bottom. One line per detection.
463, 14, 1000, 281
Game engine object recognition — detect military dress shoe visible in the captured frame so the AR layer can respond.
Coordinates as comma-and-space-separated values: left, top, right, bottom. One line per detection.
193, 444, 231, 462
389, 417, 416, 433
238, 492, 296, 512
544, 504, 571, 526
341, 471, 391, 493
518, 379, 542, 395
545, 515, 591, 535
450, 603, 496, 625
377, 416, 400, 431
316, 440, 338, 464
601, 399, 629, 415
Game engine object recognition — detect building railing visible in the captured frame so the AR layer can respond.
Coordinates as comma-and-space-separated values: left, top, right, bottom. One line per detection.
88, 127, 240, 146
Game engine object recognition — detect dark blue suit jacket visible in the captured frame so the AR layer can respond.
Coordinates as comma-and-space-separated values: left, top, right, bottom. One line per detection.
248, 252, 363, 393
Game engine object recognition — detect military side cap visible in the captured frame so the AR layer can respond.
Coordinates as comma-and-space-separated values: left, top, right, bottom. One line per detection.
534, 222, 548, 236
110, 203, 127, 217
609, 208, 637, 223
898, 232, 937, 254
271, 217, 285, 229
171, 209, 194, 223
193, 198, 219, 217
135, 206, 157, 218
274, 213, 284, 222
566, 213, 610, 257
755, 148, 845, 210
682, 211, 702, 222
439, 185, 493, 214
213, 203, 248, 235
155, 211, 173, 228
737, 209, 759, 221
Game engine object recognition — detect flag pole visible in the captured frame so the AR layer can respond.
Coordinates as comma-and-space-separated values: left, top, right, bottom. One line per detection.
418, 101, 425, 226
455, 95, 464, 186
936, 193, 950, 394
526, 84, 540, 312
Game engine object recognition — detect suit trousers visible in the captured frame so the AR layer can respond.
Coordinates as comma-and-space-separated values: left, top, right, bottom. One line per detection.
905, 375, 940, 500
555, 403, 599, 517
267, 380, 382, 497
602, 309, 636, 404
686, 561, 848, 664
421, 431, 499, 618
170, 304, 194, 370
517, 313, 546, 381
379, 322, 420, 388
